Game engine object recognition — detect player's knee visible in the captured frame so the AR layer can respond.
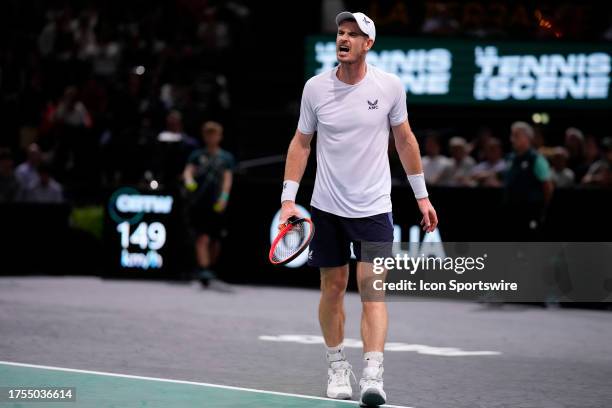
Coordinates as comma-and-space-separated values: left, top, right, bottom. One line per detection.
362, 301, 386, 313
321, 277, 347, 299
320, 266, 348, 298
322, 284, 346, 300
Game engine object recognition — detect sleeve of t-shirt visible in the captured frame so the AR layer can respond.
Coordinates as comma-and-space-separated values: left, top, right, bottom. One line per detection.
388, 75, 408, 126
297, 79, 317, 135
187, 149, 201, 165
534, 154, 551, 182
224, 152, 236, 171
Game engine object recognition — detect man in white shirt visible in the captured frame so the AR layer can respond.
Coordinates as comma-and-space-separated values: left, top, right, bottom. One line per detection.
21, 162, 63, 203
278, 11, 437, 406
15, 143, 42, 189
421, 131, 452, 185
445, 137, 476, 186
470, 138, 506, 187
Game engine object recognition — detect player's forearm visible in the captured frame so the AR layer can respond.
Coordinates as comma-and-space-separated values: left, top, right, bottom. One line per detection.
543, 180, 554, 204
221, 171, 233, 195
183, 165, 196, 183
284, 135, 311, 184
394, 126, 423, 175
393, 121, 429, 200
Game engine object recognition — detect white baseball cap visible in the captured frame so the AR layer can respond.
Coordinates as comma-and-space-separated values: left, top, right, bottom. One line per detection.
335, 11, 376, 42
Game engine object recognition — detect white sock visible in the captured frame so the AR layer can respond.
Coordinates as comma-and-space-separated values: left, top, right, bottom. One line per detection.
363, 351, 383, 367
326, 343, 345, 362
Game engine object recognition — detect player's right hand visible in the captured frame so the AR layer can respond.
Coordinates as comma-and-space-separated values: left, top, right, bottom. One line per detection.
279, 201, 301, 229
185, 180, 198, 192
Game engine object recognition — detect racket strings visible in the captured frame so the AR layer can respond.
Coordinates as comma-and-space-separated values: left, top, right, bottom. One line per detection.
271, 222, 309, 263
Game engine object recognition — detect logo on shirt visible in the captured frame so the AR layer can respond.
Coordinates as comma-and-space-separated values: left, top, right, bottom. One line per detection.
367, 99, 379, 110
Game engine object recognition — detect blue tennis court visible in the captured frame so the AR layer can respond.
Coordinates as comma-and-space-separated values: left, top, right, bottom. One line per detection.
1, 361, 411, 408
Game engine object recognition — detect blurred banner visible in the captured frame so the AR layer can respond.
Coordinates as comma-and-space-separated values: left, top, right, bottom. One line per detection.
306, 36, 612, 108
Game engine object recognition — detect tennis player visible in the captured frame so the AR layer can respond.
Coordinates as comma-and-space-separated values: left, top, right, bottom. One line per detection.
279, 11, 438, 407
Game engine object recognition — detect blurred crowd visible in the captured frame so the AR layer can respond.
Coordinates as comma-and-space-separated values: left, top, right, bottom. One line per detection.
0, 0, 250, 202
1, 0, 611, 207
397, 124, 612, 189
328, 0, 612, 40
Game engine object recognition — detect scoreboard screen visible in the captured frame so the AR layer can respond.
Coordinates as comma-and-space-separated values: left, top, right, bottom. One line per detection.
306, 36, 612, 108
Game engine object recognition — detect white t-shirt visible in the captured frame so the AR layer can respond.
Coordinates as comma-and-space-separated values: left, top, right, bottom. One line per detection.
297, 64, 408, 218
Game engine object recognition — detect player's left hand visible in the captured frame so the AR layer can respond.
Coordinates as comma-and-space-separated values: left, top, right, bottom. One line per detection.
213, 198, 227, 213
417, 197, 438, 233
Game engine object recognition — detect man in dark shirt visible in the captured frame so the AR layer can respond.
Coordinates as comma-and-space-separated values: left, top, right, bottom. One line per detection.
583, 137, 612, 188
504, 121, 554, 240
183, 121, 235, 287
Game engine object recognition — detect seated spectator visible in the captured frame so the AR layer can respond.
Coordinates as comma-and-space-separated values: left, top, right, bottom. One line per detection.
445, 137, 476, 186
485, 2, 508, 38
422, 1, 459, 35
564, 127, 589, 181
604, 15, 612, 41
90, 26, 122, 79
582, 137, 612, 188
421, 131, 452, 185
467, 126, 493, 162
470, 138, 506, 187
15, 143, 42, 188
462, 2, 486, 38
533, 126, 556, 158
550, 147, 575, 188
583, 135, 601, 171
43, 86, 94, 177
52, 86, 93, 129
21, 161, 64, 203
0, 148, 20, 202
154, 110, 199, 185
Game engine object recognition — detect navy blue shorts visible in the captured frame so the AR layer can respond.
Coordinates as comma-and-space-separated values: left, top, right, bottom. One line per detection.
308, 206, 394, 268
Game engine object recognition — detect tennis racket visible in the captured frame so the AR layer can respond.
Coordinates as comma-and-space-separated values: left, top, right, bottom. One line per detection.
269, 216, 315, 265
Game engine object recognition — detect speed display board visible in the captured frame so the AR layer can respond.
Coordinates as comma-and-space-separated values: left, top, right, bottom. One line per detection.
104, 187, 187, 278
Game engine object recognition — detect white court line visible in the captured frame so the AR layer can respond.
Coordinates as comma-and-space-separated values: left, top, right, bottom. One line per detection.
0, 360, 411, 408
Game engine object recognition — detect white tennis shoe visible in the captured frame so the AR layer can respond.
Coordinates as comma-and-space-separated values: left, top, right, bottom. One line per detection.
359, 365, 386, 406
327, 360, 355, 399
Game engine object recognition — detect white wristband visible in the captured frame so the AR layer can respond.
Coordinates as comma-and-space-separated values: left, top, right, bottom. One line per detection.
407, 173, 428, 199
281, 180, 299, 203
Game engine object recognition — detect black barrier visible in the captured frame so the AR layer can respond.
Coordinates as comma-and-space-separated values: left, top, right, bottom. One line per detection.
3, 178, 611, 285
221, 176, 612, 287
0, 203, 72, 275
